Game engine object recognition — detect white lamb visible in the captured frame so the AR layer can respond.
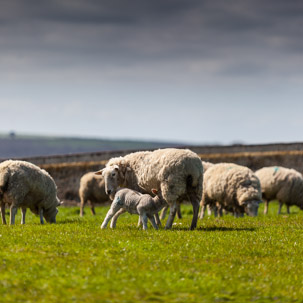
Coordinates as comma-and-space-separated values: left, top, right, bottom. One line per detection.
101, 188, 166, 230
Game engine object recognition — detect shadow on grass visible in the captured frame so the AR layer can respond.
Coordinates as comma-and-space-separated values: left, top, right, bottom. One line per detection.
167, 226, 257, 232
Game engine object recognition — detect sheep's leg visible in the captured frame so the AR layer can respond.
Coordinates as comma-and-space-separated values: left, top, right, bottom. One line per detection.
1, 203, 6, 225
190, 198, 199, 230
10, 205, 18, 225
207, 205, 212, 216
199, 204, 207, 219
286, 205, 290, 214
154, 213, 161, 226
177, 204, 182, 219
137, 216, 142, 227
218, 205, 223, 217
263, 200, 269, 215
39, 208, 44, 224
90, 201, 96, 216
101, 202, 122, 229
165, 202, 177, 229
160, 205, 168, 220
21, 208, 26, 224
278, 201, 283, 215
147, 214, 158, 230
213, 206, 218, 217
80, 198, 86, 217
110, 208, 126, 228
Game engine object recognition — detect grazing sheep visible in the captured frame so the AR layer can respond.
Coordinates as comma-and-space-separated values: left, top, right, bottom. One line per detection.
255, 166, 303, 214
101, 188, 166, 230
79, 172, 110, 217
96, 148, 203, 230
160, 160, 214, 220
0, 160, 61, 225
199, 163, 262, 218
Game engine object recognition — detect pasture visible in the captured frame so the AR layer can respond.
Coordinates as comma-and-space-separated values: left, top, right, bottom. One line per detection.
1, 203, 303, 303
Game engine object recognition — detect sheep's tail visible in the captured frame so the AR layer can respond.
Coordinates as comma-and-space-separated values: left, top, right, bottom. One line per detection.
0, 170, 9, 200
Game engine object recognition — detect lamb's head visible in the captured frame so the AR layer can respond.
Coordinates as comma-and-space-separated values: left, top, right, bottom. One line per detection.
95, 164, 128, 200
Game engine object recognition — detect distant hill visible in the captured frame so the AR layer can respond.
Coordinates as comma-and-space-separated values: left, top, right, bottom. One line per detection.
0, 133, 184, 159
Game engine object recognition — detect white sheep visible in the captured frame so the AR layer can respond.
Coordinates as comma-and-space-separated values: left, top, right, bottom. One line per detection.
160, 160, 214, 220
96, 148, 203, 230
0, 160, 61, 225
255, 166, 303, 214
199, 163, 262, 218
101, 188, 166, 230
79, 172, 110, 216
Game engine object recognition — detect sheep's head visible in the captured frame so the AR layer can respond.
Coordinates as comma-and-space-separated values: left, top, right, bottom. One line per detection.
95, 165, 127, 200
43, 206, 59, 223
242, 200, 260, 217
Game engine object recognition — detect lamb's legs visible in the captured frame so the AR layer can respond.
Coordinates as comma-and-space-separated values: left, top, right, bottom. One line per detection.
140, 213, 148, 230
278, 201, 283, 215
264, 200, 269, 215
110, 208, 126, 228
1, 203, 6, 225
147, 214, 158, 230
39, 208, 44, 224
154, 213, 161, 226
10, 205, 18, 225
101, 203, 122, 229
165, 202, 177, 229
21, 208, 26, 224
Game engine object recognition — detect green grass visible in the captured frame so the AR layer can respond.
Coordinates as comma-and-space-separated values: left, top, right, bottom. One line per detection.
1, 203, 303, 303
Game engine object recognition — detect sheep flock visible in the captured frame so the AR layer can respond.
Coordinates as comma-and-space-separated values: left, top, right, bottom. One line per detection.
0, 148, 302, 229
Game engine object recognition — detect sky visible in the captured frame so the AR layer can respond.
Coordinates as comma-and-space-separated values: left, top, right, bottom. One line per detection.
0, 0, 303, 145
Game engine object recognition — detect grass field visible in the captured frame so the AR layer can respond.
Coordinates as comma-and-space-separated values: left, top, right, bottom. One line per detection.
1, 203, 303, 303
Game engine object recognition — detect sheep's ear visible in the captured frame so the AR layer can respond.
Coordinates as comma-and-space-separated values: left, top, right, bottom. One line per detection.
58, 201, 64, 206
151, 189, 158, 195
95, 168, 105, 175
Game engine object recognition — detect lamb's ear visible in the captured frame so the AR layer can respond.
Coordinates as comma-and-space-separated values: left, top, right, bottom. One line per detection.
95, 168, 105, 175
151, 189, 158, 195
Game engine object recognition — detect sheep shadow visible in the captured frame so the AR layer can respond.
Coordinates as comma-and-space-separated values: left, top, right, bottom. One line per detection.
169, 226, 257, 232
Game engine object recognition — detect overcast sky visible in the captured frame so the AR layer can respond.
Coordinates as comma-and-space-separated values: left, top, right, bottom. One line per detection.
0, 0, 303, 145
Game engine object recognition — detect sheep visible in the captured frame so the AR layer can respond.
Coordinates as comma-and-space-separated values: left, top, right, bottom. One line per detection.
255, 166, 303, 214
199, 163, 262, 218
160, 160, 214, 220
101, 188, 167, 230
0, 160, 61, 225
96, 148, 203, 230
79, 172, 110, 217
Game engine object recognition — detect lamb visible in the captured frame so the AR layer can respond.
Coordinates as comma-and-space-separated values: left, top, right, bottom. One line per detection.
255, 166, 303, 214
160, 160, 214, 220
101, 188, 167, 230
0, 160, 61, 225
79, 172, 110, 216
199, 163, 262, 218
96, 148, 203, 230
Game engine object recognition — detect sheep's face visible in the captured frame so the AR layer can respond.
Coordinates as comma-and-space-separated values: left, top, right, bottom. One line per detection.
43, 207, 58, 223
243, 200, 260, 217
100, 165, 121, 200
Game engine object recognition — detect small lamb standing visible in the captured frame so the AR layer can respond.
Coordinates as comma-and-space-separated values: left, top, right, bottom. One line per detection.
96, 148, 203, 230
199, 163, 262, 218
0, 160, 61, 225
255, 166, 303, 214
101, 188, 166, 230
79, 172, 110, 216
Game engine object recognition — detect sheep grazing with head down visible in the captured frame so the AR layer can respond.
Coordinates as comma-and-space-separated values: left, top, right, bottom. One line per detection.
199, 163, 262, 218
96, 148, 203, 230
0, 160, 61, 225
101, 188, 167, 230
79, 172, 110, 217
255, 166, 303, 214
